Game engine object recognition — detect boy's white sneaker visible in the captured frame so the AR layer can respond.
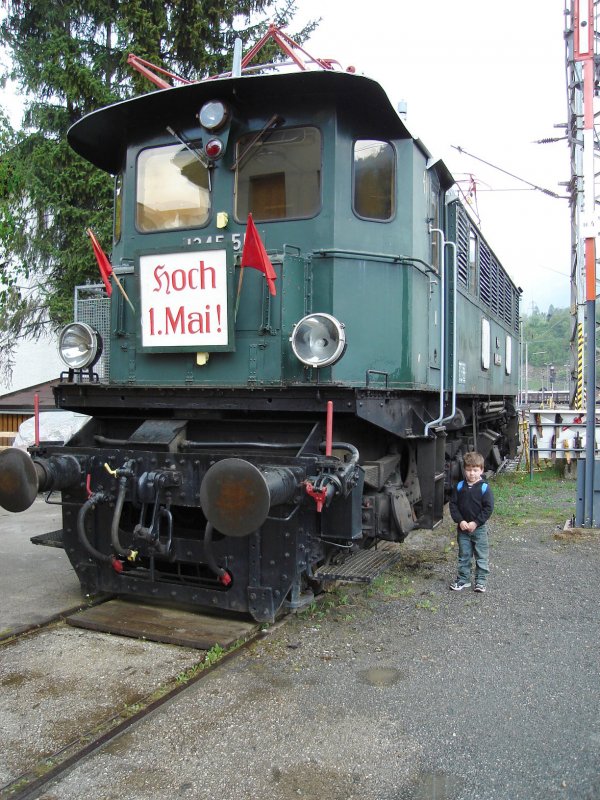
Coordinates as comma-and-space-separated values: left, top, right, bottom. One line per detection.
450, 580, 471, 591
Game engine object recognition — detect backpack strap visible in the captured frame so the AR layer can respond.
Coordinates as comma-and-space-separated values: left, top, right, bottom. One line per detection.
457, 480, 464, 491
482, 483, 488, 494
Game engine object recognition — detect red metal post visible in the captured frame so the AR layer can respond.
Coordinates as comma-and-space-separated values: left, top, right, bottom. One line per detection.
325, 401, 333, 457
34, 392, 40, 446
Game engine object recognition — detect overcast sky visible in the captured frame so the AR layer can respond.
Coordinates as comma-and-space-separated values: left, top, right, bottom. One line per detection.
298, 0, 570, 315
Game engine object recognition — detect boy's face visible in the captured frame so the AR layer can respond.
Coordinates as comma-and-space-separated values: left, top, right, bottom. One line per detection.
464, 465, 483, 484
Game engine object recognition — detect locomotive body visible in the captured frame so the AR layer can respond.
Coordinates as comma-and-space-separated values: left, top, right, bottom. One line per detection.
0, 56, 519, 621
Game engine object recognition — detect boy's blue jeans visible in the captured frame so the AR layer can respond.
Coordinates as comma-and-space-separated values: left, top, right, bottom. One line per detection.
457, 523, 489, 586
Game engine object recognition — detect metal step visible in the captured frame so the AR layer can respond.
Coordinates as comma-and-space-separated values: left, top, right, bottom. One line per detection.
30, 529, 65, 549
313, 541, 404, 583
497, 457, 521, 473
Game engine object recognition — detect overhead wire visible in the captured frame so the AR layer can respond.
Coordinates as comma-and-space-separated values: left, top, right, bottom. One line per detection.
451, 144, 568, 199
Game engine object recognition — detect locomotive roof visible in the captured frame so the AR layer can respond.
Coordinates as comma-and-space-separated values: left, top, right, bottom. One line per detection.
68, 69, 453, 187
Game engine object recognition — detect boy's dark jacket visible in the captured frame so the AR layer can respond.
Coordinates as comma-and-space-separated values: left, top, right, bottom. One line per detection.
449, 479, 494, 529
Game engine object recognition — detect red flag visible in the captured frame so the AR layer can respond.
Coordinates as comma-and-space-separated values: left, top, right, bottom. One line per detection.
87, 229, 113, 297
241, 214, 277, 296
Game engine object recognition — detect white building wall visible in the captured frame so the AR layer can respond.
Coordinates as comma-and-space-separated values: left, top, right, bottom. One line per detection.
0, 334, 63, 396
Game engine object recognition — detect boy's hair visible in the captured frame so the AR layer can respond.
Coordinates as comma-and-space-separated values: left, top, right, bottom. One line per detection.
463, 451, 484, 469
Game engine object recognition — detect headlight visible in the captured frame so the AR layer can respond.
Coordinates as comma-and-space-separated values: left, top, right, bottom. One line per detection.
290, 314, 346, 368
198, 100, 229, 131
58, 323, 102, 370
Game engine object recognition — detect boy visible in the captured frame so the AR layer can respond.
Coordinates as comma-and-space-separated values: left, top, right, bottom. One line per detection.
449, 451, 494, 593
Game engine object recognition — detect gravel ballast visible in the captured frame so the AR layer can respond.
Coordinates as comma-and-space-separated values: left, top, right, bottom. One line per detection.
24, 473, 600, 800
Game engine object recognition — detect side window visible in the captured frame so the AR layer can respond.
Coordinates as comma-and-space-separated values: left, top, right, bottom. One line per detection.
505, 335, 512, 375
235, 127, 321, 221
468, 229, 478, 294
136, 143, 210, 232
353, 140, 394, 221
481, 318, 490, 370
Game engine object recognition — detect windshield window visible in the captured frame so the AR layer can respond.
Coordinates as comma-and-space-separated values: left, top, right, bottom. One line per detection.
136, 143, 210, 232
235, 126, 321, 221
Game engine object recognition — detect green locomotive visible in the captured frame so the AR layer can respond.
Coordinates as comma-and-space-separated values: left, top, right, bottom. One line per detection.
0, 34, 519, 621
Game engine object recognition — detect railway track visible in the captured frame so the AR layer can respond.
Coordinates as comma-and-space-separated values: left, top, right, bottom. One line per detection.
1, 502, 406, 800
0, 600, 263, 800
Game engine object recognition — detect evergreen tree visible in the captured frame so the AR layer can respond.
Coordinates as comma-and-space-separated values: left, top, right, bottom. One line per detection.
0, 0, 315, 380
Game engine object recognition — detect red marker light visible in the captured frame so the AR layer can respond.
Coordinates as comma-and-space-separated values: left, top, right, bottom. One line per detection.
205, 138, 223, 159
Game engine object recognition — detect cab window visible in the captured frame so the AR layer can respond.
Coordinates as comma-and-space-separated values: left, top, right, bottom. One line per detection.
114, 174, 122, 243
427, 170, 441, 270
136, 143, 210, 232
353, 140, 394, 221
235, 127, 321, 221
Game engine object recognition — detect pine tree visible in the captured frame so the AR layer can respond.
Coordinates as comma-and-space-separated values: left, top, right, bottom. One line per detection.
0, 0, 314, 380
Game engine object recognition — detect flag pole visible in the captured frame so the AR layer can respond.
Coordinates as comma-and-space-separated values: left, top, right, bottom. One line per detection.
86, 229, 135, 314
112, 271, 136, 314
235, 265, 245, 320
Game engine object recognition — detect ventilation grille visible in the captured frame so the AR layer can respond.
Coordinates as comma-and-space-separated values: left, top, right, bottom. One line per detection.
74, 284, 111, 382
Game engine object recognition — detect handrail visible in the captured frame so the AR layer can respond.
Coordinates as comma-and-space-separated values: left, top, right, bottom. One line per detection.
424, 228, 446, 436
441, 241, 457, 427
312, 248, 436, 274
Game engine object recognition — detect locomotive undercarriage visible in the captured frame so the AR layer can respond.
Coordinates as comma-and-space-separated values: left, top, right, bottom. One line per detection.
4, 386, 518, 622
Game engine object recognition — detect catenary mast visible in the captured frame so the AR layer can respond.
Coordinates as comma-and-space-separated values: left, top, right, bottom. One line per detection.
565, 0, 599, 524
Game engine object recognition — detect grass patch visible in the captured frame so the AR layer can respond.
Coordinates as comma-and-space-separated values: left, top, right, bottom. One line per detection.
366, 572, 415, 600
415, 598, 438, 612
296, 586, 357, 621
491, 466, 575, 526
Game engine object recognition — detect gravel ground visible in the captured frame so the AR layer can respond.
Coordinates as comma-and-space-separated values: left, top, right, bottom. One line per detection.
31, 472, 600, 800
1, 627, 202, 787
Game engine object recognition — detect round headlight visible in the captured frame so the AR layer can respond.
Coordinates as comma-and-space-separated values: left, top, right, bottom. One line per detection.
199, 100, 229, 131
58, 323, 102, 370
290, 314, 346, 368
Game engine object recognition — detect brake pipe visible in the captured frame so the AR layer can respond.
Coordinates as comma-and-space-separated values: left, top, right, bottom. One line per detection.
110, 474, 134, 560
77, 491, 122, 571
109, 460, 136, 560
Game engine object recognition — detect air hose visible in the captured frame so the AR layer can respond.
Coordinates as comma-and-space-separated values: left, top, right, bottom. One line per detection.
203, 522, 232, 587
77, 491, 117, 566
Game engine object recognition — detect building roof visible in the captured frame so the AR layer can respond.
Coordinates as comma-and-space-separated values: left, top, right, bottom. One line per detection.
0, 379, 59, 412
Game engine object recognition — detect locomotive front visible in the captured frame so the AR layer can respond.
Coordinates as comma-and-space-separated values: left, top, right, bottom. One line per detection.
0, 71, 419, 622
0, 64, 520, 622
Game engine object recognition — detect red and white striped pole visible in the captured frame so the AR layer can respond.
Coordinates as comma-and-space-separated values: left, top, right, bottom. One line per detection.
574, 0, 597, 524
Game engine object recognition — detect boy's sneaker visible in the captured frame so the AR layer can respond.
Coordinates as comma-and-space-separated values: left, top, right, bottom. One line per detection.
450, 580, 471, 591
474, 584, 487, 593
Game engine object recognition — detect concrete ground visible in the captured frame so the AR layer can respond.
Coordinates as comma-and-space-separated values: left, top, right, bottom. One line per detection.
0, 498, 83, 635
2, 482, 600, 800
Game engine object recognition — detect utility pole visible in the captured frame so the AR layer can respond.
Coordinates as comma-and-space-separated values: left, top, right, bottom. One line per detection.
565, 1, 588, 410
565, 0, 599, 525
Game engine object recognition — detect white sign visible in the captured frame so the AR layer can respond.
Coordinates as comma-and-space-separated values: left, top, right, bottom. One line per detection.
140, 249, 228, 348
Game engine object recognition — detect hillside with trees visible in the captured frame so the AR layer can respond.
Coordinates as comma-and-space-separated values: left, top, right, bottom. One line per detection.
522, 305, 571, 391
